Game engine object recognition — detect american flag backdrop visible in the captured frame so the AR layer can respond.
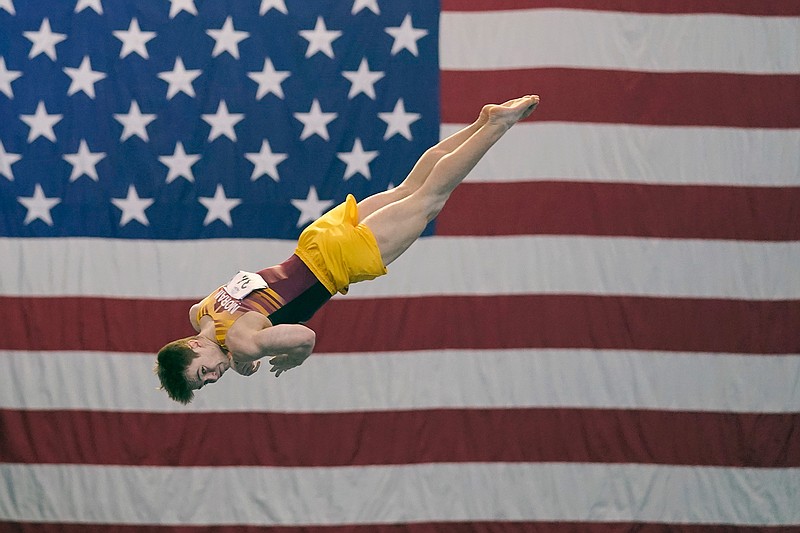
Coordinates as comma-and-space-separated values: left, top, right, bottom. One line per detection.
1, 0, 799, 530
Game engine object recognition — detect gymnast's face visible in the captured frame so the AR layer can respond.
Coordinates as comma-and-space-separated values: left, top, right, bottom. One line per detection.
184, 336, 232, 390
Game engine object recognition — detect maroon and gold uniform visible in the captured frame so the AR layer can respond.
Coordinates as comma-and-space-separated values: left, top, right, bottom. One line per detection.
195, 255, 332, 349
196, 194, 387, 349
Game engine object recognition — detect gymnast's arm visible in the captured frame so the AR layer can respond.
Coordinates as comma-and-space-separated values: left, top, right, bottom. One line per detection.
189, 303, 201, 332
228, 323, 316, 376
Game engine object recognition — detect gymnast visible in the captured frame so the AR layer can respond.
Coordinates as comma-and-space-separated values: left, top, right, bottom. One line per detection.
155, 95, 540, 403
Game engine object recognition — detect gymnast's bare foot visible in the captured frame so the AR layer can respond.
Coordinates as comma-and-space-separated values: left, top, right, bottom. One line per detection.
482, 95, 540, 128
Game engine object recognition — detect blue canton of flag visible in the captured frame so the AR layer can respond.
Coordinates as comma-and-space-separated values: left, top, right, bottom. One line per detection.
0, 0, 439, 239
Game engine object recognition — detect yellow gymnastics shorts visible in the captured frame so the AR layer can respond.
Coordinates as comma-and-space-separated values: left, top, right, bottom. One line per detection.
294, 194, 387, 295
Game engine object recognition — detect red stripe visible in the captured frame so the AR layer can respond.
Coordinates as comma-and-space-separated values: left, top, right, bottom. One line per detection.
2, 409, 796, 467
3, 523, 799, 533
2, 295, 798, 354
436, 182, 800, 240
442, 0, 800, 16
441, 69, 800, 128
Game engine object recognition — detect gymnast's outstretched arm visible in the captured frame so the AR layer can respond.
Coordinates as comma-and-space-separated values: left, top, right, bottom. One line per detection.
227, 323, 316, 377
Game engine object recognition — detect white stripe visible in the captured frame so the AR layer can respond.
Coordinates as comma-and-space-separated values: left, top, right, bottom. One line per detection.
2, 462, 798, 526
440, 10, 800, 74
352, 236, 800, 300
0, 237, 295, 298
3, 236, 799, 300
2, 349, 798, 413
442, 122, 800, 186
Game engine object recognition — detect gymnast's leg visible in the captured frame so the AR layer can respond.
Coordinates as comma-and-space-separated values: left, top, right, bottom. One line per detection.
356, 102, 508, 220
362, 95, 539, 266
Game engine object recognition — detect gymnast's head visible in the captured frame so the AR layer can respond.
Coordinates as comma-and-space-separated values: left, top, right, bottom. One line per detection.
155, 335, 231, 403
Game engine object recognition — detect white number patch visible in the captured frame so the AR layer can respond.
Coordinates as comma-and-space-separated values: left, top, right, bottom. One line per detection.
224, 270, 268, 300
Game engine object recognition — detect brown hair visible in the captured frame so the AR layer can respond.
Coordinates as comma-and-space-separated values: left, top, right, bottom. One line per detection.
154, 337, 199, 404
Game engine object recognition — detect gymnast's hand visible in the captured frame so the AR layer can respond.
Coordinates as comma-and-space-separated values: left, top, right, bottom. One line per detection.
268, 353, 306, 377
232, 359, 261, 376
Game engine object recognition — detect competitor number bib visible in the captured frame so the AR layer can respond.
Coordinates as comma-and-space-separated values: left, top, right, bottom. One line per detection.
224, 270, 268, 300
